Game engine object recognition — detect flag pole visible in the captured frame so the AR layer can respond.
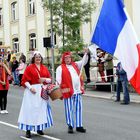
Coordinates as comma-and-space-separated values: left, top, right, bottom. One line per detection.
79, 1, 104, 78
49, 0, 55, 83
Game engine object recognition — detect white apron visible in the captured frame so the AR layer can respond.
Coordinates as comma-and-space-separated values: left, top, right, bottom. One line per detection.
18, 84, 53, 129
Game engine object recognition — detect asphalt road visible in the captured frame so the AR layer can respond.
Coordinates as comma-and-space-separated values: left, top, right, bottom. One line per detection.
0, 85, 140, 140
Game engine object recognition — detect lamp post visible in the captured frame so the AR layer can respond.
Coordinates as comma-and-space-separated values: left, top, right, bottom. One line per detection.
62, 0, 65, 48
49, 0, 55, 83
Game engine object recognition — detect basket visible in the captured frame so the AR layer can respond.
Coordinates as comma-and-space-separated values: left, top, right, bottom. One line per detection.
49, 87, 62, 101
46, 84, 62, 101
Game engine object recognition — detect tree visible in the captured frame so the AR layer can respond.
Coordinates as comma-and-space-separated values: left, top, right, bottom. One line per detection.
42, 0, 96, 53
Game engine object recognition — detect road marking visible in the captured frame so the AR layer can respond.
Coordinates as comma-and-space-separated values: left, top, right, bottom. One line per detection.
36, 134, 62, 140
0, 121, 18, 129
20, 136, 32, 140
0, 121, 62, 140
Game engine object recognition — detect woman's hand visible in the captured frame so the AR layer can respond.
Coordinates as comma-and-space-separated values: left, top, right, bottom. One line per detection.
2, 63, 6, 68
45, 78, 52, 83
39, 78, 46, 83
0, 80, 6, 85
0, 62, 3, 66
0, 62, 6, 68
39, 78, 52, 83
30, 88, 36, 94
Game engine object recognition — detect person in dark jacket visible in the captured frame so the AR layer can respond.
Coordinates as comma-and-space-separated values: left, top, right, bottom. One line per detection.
84, 52, 91, 83
7, 51, 11, 63
78, 52, 91, 83
11, 57, 19, 85
115, 62, 130, 104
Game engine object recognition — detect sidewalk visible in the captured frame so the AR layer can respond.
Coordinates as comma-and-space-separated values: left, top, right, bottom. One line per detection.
84, 88, 140, 104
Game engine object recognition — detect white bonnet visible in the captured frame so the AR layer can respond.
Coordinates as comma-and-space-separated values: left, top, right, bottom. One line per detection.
33, 51, 42, 57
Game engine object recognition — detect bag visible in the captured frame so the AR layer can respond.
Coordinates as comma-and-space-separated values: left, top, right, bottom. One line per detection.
46, 84, 62, 101
41, 85, 49, 100
8, 75, 13, 84
48, 84, 62, 101
35, 68, 49, 100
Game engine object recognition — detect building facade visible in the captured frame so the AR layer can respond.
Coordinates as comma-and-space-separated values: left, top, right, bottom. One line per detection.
0, 0, 140, 60
0, 0, 49, 59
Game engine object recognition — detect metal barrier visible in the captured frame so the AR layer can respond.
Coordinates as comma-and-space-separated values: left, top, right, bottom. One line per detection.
85, 81, 115, 91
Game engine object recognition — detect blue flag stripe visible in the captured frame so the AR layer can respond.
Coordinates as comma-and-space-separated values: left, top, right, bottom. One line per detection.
91, 0, 127, 54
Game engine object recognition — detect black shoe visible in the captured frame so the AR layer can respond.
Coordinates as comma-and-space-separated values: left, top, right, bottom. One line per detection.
68, 126, 74, 134
120, 102, 129, 105
37, 130, 44, 135
26, 130, 31, 138
87, 79, 91, 83
84, 80, 91, 84
76, 127, 86, 133
114, 99, 120, 102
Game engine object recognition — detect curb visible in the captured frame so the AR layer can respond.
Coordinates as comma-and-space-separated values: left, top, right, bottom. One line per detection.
83, 94, 140, 104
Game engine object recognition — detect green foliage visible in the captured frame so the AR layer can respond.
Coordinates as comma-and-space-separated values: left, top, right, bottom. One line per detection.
42, 0, 96, 53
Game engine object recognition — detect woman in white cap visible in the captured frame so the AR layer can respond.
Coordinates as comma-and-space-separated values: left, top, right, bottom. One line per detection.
18, 51, 53, 138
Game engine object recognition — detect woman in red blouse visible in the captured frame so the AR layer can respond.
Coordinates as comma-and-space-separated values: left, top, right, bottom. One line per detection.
0, 55, 11, 114
18, 51, 53, 138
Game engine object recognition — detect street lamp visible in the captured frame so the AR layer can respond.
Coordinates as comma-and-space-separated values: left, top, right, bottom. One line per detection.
49, 0, 55, 83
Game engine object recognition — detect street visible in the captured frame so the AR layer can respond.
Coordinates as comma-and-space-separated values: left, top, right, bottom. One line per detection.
0, 86, 140, 140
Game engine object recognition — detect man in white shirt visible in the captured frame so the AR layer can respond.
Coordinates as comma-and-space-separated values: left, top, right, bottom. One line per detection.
56, 49, 88, 134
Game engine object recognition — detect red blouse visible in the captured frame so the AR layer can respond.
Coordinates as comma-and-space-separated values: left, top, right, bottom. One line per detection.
0, 66, 9, 90
21, 64, 51, 87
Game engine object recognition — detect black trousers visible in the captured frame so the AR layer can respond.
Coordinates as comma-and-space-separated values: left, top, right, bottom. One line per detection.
0, 90, 8, 110
106, 69, 114, 82
84, 64, 90, 82
19, 74, 23, 86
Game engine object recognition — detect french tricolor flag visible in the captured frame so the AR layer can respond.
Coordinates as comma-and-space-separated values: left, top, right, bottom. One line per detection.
91, 0, 140, 94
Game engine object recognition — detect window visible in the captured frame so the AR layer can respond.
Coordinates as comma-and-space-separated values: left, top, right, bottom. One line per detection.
11, 2, 18, 21
12, 38, 19, 53
28, 0, 35, 15
0, 8, 3, 26
29, 33, 36, 51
